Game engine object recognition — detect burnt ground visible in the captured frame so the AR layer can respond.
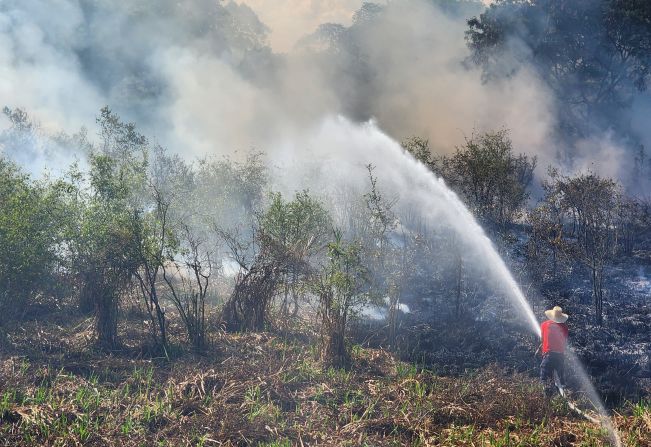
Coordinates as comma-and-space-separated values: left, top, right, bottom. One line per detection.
1, 308, 650, 446
352, 239, 651, 410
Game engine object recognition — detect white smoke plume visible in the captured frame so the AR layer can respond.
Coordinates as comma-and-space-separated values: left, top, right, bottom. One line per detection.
236, 0, 363, 52
0, 0, 643, 187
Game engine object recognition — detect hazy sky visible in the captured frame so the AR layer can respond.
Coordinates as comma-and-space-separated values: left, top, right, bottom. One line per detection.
238, 0, 364, 51
0, 0, 644, 188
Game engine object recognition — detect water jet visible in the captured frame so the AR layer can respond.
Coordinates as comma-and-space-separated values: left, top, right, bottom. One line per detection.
289, 116, 622, 446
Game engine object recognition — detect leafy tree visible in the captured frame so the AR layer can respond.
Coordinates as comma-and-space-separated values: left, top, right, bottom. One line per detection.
436, 130, 536, 228
262, 191, 331, 317
312, 230, 369, 368
76, 108, 148, 348
222, 191, 330, 332
0, 158, 65, 320
466, 0, 651, 139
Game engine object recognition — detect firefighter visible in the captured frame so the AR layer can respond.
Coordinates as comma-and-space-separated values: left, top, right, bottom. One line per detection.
540, 306, 569, 397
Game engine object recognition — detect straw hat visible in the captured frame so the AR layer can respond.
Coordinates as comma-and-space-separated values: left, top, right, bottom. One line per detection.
545, 306, 568, 324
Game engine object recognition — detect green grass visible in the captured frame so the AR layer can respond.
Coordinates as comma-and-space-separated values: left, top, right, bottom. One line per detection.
0, 327, 641, 446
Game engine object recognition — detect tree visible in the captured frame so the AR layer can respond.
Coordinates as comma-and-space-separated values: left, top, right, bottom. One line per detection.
76, 108, 148, 348
163, 223, 213, 351
221, 191, 330, 332
261, 191, 331, 317
131, 147, 195, 351
362, 165, 400, 344
312, 230, 369, 368
526, 201, 565, 282
466, 0, 651, 139
220, 226, 290, 332
0, 158, 67, 320
543, 171, 621, 324
131, 186, 174, 351
436, 130, 536, 228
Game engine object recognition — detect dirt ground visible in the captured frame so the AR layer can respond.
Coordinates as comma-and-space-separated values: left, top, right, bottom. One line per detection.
1, 309, 650, 446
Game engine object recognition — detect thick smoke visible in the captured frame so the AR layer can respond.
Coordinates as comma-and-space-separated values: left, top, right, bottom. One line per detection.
235, 0, 363, 52
0, 0, 646, 188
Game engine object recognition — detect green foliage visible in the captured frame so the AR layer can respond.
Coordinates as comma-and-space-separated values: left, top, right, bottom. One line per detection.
223, 190, 330, 331
313, 230, 370, 367
402, 136, 433, 166
0, 157, 75, 319
74, 108, 150, 347
261, 190, 331, 258
436, 130, 536, 227
321, 231, 368, 312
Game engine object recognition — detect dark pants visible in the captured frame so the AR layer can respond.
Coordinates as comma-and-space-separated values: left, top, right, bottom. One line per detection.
540, 351, 565, 396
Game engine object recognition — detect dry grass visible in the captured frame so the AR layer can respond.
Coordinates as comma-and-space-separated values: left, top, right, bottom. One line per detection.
0, 314, 648, 446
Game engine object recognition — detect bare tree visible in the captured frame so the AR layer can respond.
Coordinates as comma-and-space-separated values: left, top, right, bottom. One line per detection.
132, 184, 171, 351
162, 224, 213, 350
131, 147, 196, 351
362, 165, 400, 344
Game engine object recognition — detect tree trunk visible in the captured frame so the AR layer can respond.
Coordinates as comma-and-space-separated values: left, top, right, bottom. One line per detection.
79, 272, 97, 315
96, 288, 118, 349
152, 287, 167, 349
592, 265, 604, 326
322, 318, 349, 368
388, 291, 398, 348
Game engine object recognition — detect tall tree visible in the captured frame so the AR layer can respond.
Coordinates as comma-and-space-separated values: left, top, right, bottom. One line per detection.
76, 108, 148, 348
543, 171, 621, 325
466, 0, 651, 139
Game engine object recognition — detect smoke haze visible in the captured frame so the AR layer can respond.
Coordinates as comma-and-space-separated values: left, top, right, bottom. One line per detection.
236, 0, 363, 51
0, 0, 647, 188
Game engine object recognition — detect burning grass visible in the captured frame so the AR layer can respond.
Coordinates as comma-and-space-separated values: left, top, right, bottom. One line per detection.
0, 316, 648, 446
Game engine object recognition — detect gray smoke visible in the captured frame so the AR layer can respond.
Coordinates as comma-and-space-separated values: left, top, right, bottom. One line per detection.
0, 0, 646, 188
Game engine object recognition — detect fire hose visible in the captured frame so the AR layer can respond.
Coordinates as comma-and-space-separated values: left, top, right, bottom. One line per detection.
535, 346, 600, 424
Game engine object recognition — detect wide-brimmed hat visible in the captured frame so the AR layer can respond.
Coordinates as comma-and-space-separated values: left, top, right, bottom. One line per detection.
545, 306, 568, 323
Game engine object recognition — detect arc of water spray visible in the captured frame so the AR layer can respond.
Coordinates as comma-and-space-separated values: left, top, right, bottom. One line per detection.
394, 141, 622, 447
399, 147, 621, 447
292, 117, 622, 445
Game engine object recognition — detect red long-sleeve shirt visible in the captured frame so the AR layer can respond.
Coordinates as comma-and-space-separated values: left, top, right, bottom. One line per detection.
541, 320, 568, 354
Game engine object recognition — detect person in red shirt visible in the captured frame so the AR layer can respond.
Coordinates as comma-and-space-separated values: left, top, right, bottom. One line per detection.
540, 306, 569, 397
